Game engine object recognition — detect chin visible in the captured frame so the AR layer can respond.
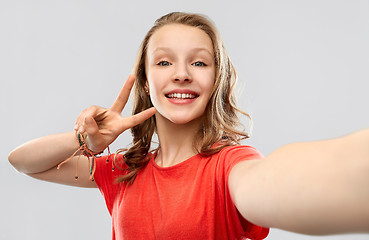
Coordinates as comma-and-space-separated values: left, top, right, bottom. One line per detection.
167, 114, 203, 125
170, 119, 193, 125
155, 109, 205, 125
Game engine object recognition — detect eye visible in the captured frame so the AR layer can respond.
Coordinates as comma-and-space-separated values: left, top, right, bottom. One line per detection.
157, 61, 171, 66
192, 61, 207, 67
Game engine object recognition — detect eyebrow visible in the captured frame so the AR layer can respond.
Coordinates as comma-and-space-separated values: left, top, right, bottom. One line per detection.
152, 47, 213, 57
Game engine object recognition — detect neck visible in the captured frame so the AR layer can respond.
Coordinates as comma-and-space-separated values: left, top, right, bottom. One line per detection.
155, 114, 202, 167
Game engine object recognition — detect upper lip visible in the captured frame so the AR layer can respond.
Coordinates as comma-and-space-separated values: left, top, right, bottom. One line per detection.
165, 89, 199, 96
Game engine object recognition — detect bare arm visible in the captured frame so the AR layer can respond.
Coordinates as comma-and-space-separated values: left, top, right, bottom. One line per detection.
8, 131, 96, 187
229, 128, 369, 235
8, 75, 156, 188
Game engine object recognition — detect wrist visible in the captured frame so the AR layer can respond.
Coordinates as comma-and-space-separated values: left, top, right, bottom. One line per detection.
76, 132, 103, 156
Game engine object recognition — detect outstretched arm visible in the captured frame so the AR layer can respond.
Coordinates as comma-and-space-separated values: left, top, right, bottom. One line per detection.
229, 128, 369, 235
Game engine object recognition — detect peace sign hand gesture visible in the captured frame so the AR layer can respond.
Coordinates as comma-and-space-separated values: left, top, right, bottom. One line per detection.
74, 75, 156, 153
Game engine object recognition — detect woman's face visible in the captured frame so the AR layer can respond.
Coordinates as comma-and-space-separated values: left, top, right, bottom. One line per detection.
145, 24, 215, 125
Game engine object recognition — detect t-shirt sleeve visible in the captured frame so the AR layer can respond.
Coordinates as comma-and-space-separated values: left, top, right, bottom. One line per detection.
93, 154, 127, 215
220, 145, 269, 239
223, 145, 264, 179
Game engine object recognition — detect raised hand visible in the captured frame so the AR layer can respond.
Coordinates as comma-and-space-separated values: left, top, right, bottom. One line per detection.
74, 75, 156, 153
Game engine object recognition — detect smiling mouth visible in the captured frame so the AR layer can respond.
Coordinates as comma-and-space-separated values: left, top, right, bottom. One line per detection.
165, 93, 198, 99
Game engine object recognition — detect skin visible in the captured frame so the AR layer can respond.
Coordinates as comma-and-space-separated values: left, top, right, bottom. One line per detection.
229, 130, 369, 234
8, 23, 215, 185
145, 24, 215, 167
8, 23, 369, 235
8, 75, 156, 188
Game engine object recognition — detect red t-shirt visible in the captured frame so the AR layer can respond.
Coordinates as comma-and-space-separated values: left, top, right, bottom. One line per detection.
94, 145, 269, 240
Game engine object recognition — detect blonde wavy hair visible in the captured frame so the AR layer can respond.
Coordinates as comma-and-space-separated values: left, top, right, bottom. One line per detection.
115, 12, 250, 184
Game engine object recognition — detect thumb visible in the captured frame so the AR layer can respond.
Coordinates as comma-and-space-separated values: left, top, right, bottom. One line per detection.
83, 116, 105, 153
84, 115, 100, 137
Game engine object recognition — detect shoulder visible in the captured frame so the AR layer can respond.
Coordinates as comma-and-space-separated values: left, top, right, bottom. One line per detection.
208, 144, 263, 178
217, 145, 264, 162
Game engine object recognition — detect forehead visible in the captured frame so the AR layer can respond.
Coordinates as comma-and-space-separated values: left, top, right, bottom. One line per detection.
147, 24, 214, 55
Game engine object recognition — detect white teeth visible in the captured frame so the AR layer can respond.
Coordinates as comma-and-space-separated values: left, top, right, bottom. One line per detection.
167, 93, 196, 99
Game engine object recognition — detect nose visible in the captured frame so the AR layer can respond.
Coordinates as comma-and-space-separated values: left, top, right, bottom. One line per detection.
173, 63, 191, 82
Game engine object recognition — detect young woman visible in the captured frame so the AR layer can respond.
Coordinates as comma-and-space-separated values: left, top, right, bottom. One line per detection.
8, 12, 369, 240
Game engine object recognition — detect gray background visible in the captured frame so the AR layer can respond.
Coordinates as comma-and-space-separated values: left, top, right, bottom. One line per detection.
1, 0, 369, 239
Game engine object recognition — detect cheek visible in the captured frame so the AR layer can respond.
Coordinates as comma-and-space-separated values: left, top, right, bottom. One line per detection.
146, 69, 158, 91
201, 74, 215, 97
147, 79, 163, 106
147, 76, 160, 93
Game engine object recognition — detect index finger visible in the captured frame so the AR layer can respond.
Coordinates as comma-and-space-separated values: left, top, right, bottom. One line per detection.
110, 74, 136, 113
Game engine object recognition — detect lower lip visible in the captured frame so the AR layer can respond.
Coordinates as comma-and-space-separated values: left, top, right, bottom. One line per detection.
166, 97, 197, 105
